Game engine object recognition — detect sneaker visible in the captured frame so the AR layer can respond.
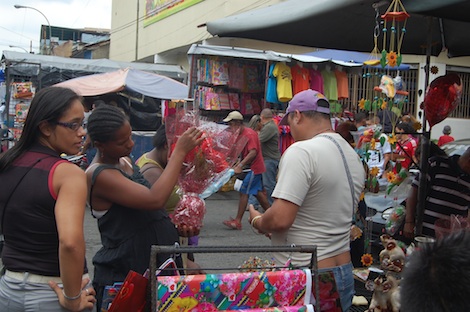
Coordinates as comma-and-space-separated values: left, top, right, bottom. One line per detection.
223, 218, 242, 230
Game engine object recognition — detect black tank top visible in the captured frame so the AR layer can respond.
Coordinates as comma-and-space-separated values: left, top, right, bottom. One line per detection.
1, 144, 88, 276
89, 162, 182, 286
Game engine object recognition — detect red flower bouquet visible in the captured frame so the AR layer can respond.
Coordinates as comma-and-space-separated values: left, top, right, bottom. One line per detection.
166, 110, 247, 230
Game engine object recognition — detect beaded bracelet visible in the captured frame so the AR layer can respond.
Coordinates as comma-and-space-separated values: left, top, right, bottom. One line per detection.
62, 289, 82, 301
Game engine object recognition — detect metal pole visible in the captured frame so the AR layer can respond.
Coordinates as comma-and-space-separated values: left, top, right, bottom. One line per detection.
135, 0, 139, 61
415, 16, 434, 236
14, 5, 52, 55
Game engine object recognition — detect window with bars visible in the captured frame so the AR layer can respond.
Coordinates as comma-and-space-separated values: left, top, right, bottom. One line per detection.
339, 67, 418, 116
447, 70, 470, 119
340, 66, 470, 120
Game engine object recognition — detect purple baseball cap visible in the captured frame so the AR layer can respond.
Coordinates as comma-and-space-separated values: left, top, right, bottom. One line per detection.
279, 89, 330, 125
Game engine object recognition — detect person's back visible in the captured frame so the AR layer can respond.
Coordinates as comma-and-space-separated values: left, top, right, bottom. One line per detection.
258, 109, 280, 161
258, 108, 281, 205
421, 152, 470, 237
248, 90, 365, 312
405, 147, 470, 238
1, 147, 76, 275
377, 109, 397, 133
0, 87, 96, 311
271, 133, 364, 265
437, 125, 455, 147
240, 126, 265, 174
354, 111, 367, 132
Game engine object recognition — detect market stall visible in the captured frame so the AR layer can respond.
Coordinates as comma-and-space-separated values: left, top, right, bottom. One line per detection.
204, 0, 470, 239
53, 67, 190, 159
187, 44, 368, 123
1, 51, 187, 152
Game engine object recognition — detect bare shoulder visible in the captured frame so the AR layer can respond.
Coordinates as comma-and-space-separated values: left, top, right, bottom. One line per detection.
55, 161, 86, 180
53, 161, 87, 193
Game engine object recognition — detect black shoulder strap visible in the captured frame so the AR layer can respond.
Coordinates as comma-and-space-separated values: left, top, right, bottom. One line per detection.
1, 156, 49, 235
88, 164, 126, 218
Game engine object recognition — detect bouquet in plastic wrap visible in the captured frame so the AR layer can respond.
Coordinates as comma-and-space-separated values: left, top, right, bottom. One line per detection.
383, 175, 412, 235
384, 204, 406, 236
166, 110, 248, 230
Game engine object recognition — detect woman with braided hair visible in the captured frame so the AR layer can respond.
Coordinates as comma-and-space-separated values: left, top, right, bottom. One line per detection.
85, 105, 203, 310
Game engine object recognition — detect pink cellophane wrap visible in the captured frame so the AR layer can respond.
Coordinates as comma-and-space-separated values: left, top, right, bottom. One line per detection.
166, 110, 248, 229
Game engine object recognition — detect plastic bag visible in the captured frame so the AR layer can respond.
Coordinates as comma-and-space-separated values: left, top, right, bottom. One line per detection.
385, 205, 406, 236
434, 214, 469, 240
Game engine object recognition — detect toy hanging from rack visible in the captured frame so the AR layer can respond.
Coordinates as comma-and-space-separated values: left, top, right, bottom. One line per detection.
364, 3, 382, 68
359, 3, 384, 115
380, 0, 409, 68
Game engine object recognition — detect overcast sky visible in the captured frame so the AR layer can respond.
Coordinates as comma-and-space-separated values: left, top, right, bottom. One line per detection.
0, 0, 111, 54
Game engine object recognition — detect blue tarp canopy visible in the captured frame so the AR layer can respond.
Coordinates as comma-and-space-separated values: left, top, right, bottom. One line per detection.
305, 49, 411, 70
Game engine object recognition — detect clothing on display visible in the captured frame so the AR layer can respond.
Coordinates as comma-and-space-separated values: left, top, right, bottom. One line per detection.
266, 63, 281, 105
334, 68, 349, 100
321, 66, 339, 101
309, 68, 324, 94
193, 54, 351, 118
291, 63, 310, 95
272, 62, 293, 102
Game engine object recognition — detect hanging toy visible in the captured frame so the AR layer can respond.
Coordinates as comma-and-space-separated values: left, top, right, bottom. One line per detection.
423, 73, 462, 127
374, 75, 396, 98
380, 0, 409, 68
364, 5, 382, 67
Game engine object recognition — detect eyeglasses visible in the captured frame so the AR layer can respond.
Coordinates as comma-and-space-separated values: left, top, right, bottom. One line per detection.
54, 120, 85, 131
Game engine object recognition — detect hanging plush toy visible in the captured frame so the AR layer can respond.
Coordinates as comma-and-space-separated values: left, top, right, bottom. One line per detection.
423, 73, 462, 128
375, 75, 396, 98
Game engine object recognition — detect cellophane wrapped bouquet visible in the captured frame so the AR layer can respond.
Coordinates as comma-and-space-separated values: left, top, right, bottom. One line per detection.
165, 110, 248, 230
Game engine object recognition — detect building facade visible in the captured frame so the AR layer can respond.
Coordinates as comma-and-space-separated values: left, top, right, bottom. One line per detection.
110, 0, 470, 140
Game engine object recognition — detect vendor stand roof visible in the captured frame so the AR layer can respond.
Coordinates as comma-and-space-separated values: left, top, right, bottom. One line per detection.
54, 67, 188, 100
1, 50, 187, 81
205, 0, 470, 58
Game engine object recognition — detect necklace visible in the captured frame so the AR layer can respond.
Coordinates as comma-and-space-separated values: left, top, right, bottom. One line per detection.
314, 128, 333, 137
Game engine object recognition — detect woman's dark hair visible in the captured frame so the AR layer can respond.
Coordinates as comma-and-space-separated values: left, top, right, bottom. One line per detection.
336, 121, 358, 144
87, 104, 129, 143
152, 124, 167, 149
0, 87, 82, 172
396, 121, 416, 134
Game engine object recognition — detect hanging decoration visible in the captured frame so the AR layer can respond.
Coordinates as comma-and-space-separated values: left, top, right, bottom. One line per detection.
359, 4, 383, 114
423, 73, 462, 128
380, 0, 409, 68
364, 5, 382, 67
358, 0, 416, 271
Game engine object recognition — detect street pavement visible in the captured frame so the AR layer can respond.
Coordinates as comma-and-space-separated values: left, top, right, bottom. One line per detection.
85, 189, 370, 312
84, 190, 270, 279
1, 189, 370, 311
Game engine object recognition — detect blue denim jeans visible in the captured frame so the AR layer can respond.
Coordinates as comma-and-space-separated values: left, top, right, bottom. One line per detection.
319, 262, 354, 312
262, 158, 279, 205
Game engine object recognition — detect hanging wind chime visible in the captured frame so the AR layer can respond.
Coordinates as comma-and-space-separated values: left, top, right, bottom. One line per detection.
380, 0, 409, 68
371, 0, 410, 128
